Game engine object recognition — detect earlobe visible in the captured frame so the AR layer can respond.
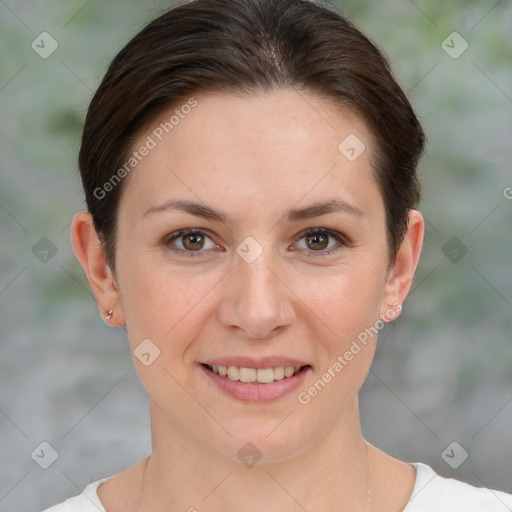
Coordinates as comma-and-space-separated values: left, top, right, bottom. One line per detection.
379, 209, 424, 321
70, 211, 125, 326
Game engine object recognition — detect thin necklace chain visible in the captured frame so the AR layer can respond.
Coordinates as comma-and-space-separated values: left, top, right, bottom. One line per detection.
138, 445, 374, 511
365, 441, 375, 511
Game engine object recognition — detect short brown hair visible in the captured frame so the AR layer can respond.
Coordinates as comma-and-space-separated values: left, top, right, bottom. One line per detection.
79, 0, 425, 272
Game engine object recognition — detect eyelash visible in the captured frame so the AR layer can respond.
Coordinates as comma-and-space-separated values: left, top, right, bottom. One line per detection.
164, 227, 350, 258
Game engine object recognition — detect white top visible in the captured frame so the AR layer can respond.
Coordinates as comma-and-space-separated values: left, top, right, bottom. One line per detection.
41, 462, 512, 511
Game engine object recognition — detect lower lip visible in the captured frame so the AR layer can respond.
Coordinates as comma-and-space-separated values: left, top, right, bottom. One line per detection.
199, 364, 311, 403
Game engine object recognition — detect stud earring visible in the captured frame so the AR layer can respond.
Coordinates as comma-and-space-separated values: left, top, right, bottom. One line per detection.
106, 310, 113, 320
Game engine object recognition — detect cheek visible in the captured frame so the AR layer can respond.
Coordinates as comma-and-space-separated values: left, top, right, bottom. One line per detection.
116, 263, 214, 396
295, 263, 386, 346
294, 268, 383, 421
116, 255, 206, 343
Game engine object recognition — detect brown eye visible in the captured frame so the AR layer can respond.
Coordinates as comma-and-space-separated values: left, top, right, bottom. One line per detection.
294, 227, 349, 257
182, 232, 205, 251
305, 232, 329, 250
165, 229, 218, 257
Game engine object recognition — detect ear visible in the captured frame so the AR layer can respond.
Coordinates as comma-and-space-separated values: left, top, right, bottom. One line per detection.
70, 211, 125, 326
379, 209, 424, 321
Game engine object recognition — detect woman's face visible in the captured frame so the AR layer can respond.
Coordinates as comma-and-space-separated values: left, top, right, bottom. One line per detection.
105, 88, 414, 462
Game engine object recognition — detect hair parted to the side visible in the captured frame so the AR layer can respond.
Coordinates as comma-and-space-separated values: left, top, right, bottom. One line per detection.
78, 0, 425, 274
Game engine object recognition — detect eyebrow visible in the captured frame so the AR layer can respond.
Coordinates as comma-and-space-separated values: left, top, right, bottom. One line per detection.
142, 198, 364, 223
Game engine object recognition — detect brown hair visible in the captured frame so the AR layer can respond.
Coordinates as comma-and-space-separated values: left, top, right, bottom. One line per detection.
78, 0, 425, 273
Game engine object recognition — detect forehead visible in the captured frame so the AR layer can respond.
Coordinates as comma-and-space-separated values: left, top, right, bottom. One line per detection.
119, 88, 383, 224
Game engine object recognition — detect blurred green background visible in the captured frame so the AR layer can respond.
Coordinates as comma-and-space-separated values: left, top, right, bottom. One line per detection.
1, 0, 511, 509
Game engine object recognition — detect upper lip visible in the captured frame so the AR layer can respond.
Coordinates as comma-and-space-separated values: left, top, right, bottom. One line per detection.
201, 356, 311, 369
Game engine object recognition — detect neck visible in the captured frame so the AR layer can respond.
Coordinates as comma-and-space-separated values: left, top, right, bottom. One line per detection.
138, 397, 374, 512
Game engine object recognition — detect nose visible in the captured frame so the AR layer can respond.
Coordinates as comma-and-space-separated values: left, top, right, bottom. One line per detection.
217, 244, 295, 340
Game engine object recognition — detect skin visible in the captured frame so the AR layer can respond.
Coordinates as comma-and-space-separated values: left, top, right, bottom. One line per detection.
72, 88, 424, 512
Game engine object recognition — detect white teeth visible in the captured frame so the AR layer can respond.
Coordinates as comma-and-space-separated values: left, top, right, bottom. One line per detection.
239, 367, 256, 382
273, 367, 285, 380
256, 368, 275, 384
209, 364, 305, 383
227, 366, 240, 380
284, 366, 295, 378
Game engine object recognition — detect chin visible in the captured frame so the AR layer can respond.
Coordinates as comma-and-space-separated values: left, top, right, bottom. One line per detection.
203, 418, 315, 466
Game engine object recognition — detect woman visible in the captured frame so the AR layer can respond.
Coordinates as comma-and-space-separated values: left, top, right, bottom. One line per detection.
43, 0, 512, 510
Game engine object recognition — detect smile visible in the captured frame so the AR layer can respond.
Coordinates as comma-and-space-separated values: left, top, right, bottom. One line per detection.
203, 364, 307, 383
199, 362, 312, 402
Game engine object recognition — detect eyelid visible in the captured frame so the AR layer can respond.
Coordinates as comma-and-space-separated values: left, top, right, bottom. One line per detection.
292, 227, 351, 257
164, 227, 350, 257
294, 227, 351, 246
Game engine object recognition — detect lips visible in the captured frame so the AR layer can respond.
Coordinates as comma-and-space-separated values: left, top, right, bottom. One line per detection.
199, 357, 312, 402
